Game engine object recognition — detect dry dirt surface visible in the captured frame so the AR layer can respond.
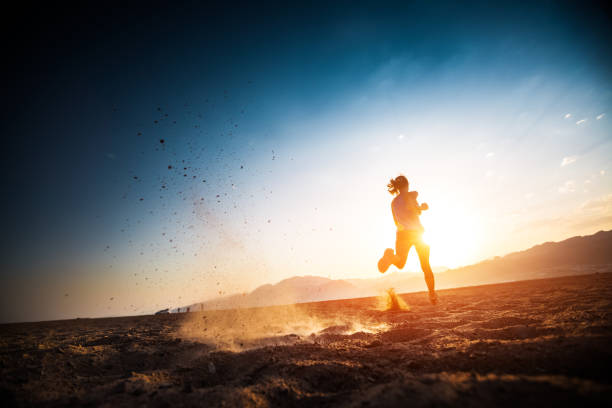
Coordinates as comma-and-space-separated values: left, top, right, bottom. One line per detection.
1, 273, 612, 407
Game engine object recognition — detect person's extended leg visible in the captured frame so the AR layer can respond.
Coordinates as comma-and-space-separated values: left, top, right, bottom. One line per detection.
415, 239, 437, 304
391, 230, 411, 269
378, 231, 411, 273
377, 248, 395, 273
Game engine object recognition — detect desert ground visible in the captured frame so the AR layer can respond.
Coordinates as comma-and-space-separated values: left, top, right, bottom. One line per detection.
2, 272, 612, 407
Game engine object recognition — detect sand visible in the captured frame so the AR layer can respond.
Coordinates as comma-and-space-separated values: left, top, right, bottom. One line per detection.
1, 272, 611, 407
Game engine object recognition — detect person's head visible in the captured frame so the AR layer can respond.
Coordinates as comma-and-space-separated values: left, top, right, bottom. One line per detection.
387, 175, 409, 195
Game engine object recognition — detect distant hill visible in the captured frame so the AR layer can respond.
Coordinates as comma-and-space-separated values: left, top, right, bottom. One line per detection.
180, 230, 612, 312
499, 229, 612, 267
436, 229, 612, 289
184, 276, 362, 312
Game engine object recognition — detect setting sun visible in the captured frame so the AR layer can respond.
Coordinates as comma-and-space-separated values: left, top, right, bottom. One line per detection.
421, 206, 485, 268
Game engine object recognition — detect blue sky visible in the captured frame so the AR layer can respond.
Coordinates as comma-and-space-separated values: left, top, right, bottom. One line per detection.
1, 1, 611, 322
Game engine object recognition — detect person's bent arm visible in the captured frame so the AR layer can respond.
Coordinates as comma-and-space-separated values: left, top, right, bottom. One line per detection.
391, 202, 403, 230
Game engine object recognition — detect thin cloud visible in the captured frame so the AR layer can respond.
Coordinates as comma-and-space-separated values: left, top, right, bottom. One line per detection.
517, 194, 612, 234
564, 113, 571, 119
486, 152, 494, 158
596, 113, 605, 120
582, 193, 612, 212
576, 119, 587, 125
558, 180, 576, 194
561, 156, 576, 167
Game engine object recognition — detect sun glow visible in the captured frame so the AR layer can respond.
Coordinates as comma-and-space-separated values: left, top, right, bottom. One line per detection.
420, 205, 484, 269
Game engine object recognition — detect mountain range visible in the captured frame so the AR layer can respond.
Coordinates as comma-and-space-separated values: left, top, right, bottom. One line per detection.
176, 230, 612, 312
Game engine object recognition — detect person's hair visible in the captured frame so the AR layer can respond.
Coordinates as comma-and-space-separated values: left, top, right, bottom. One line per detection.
387, 175, 408, 195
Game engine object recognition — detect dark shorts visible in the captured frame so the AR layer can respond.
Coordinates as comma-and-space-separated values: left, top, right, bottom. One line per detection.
396, 229, 430, 261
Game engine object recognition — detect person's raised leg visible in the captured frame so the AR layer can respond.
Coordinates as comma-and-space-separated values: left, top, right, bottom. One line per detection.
378, 231, 410, 273
391, 231, 410, 269
377, 248, 395, 273
415, 240, 437, 304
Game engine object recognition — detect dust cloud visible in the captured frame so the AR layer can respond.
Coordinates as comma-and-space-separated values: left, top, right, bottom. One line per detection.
381, 288, 410, 311
177, 300, 391, 351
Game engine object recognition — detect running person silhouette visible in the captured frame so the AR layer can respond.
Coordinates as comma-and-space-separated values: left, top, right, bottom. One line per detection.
378, 175, 438, 305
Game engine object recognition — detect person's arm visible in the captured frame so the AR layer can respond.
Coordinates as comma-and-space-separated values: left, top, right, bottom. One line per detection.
411, 191, 428, 212
410, 191, 427, 214
391, 202, 400, 228
391, 200, 405, 230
